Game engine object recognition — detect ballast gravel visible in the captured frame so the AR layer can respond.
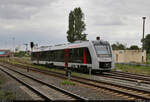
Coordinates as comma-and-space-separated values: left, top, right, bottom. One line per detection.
2, 65, 129, 100
0, 69, 39, 100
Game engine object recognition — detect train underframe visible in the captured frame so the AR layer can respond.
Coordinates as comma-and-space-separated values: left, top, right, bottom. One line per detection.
32, 61, 112, 73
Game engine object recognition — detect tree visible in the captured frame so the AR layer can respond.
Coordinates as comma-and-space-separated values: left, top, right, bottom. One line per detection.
144, 34, 150, 53
67, 7, 86, 43
129, 45, 139, 50
111, 42, 126, 50
111, 44, 118, 50
14, 51, 30, 57
67, 11, 75, 43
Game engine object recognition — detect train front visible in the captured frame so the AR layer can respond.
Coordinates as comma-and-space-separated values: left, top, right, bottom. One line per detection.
92, 40, 114, 72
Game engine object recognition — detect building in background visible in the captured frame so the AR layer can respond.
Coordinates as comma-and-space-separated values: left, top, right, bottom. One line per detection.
0, 50, 11, 57
113, 50, 146, 63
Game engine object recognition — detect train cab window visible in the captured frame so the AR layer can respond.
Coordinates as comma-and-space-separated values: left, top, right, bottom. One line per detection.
72, 48, 82, 63
69, 47, 91, 64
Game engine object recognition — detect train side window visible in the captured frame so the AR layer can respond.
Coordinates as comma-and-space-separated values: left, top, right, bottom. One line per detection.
50, 51, 54, 61
47, 51, 51, 61
53, 51, 56, 61
55, 50, 64, 62
68, 49, 72, 62
60, 50, 64, 62
70, 48, 77, 63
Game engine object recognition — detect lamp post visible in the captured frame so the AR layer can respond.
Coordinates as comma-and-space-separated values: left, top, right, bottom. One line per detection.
24, 43, 28, 54
12, 37, 15, 53
142, 17, 146, 63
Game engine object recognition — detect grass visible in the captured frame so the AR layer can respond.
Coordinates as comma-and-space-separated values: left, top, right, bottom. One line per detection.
0, 91, 16, 100
146, 53, 150, 64
113, 64, 150, 75
146, 62, 150, 64
2, 57, 150, 76
0, 77, 3, 85
3, 57, 150, 77
61, 80, 76, 86
5, 57, 150, 77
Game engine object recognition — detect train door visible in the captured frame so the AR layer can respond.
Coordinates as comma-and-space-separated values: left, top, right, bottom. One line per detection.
64, 49, 69, 68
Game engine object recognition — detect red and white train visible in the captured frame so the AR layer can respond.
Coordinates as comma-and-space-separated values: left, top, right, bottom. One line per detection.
31, 39, 114, 72
0, 50, 11, 57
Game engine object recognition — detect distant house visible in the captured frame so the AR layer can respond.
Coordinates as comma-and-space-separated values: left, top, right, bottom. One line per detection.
113, 50, 146, 63
0, 50, 11, 57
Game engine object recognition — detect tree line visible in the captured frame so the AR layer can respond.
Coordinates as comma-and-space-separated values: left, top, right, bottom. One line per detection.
111, 34, 150, 54
111, 42, 139, 50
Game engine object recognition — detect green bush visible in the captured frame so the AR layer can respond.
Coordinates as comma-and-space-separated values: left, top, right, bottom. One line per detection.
61, 80, 76, 86
146, 53, 150, 64
14, 51, 30, 57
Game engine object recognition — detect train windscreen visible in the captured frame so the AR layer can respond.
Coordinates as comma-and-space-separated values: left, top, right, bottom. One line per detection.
92, 41, 111, 55
94, 45, 111, 54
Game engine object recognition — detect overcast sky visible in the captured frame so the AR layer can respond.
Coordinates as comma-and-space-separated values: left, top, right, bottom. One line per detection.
0, 0, 150, 50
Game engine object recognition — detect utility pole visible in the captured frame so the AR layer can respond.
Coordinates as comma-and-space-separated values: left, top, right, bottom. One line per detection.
12, 37, 15, 52
142, 17, 146, 63
11, 37, 15, 58
24, 43, 28, 54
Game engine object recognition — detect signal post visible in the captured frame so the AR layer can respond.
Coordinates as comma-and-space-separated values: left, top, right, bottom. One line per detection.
65, 49, 71, 80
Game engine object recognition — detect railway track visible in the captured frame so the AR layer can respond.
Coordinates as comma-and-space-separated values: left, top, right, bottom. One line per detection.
1, 62, 150, 100
102, 71, 150, 84
111, 71, 150, 78
0, 65, 87, 101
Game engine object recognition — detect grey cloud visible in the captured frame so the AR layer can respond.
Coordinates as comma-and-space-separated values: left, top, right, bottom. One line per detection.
0, 0, 150, 49
92, 15, 127, 26
90, 0, 150, 16
87, 0, 150, 26
0, 0, 54, 7
0, 0, 57, 20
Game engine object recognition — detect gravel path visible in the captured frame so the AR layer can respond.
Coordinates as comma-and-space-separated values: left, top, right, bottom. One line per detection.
0, 68, 43, 100
3, 65, 128, 100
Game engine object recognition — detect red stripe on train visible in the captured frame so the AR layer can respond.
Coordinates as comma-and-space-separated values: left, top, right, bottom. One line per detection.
83, 48, 87, 64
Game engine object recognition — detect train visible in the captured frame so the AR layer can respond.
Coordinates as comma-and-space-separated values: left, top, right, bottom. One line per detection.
31, 39, 114, 73
0, 50, 11, 57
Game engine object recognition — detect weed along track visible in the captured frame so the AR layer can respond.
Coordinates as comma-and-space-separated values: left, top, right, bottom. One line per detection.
1, 62, 150, 100
0, 66, 87, 101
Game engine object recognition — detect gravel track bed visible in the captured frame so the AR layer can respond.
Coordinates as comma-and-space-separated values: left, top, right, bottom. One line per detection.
5, 65, 128, 100
1, 67, 75, 100
92, 75, 150, 91
0, 68, 43, 100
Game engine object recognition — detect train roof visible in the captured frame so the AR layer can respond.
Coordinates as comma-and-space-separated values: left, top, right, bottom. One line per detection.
32, 40, 109, 52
